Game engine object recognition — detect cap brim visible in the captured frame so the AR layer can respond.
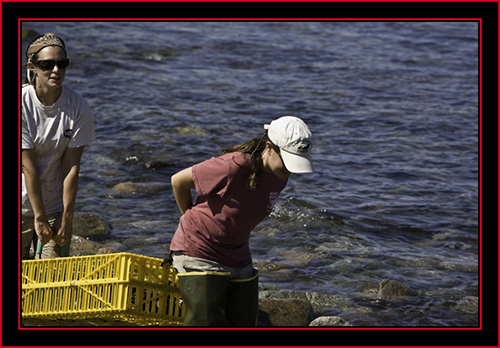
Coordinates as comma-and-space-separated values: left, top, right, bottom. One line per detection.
280, 150, 314, 173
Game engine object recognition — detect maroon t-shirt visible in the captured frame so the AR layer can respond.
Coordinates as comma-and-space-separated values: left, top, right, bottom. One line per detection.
170, 152, 287, 267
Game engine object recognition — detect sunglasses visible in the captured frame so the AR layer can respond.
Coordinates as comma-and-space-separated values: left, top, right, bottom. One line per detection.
32, 58, 70, 70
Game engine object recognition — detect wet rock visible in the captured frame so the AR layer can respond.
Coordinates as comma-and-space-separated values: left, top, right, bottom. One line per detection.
457, 296, 478, 314
258, 298, 312, 326
68, 234, 119, 256
305, 291, 354, 314
73, 213, 111, 237
66, 213, 114, 255
100, 240, 127, 252
144, 160, 171, 170
173, 125, 207, 136
280, 249, 327, 267
111, 181, 169, 195
377, 280, 416, 301
259, 288, 308, 301
97, 247, 120, 254
69, 235, 105, 256
259, 287, 353, 315
309, 316, 352, 327
337, 306, 374, 326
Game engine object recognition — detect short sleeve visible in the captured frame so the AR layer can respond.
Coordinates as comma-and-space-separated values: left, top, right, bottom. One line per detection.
21, 114, 34, 149
68, 100, 96, 148
192, 156, 230, 197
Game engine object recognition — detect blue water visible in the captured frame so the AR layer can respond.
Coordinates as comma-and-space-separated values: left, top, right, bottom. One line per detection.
21, 21, 479, 326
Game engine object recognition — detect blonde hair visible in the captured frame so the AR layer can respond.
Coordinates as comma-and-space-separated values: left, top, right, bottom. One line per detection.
25, 33, 67, 86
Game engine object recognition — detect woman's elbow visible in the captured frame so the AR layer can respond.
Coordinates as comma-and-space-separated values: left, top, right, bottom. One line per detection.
21, 161, 38, 178
171, 167, 194, 190
171, 172, 181, 190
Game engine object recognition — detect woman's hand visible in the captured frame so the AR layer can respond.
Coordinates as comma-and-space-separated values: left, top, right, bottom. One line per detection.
23, 149, 53, 245
34, 216, 53, 246
52, 215, 72, 246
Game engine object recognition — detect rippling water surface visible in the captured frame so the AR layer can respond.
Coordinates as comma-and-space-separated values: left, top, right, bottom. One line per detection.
22, 21, 479, 326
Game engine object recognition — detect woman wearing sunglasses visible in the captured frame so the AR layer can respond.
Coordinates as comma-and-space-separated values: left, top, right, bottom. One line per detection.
21, 33, 95, 259
169, 116, 314, 326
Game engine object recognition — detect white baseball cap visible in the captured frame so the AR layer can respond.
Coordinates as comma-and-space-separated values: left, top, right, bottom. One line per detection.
264, 116, 314, 173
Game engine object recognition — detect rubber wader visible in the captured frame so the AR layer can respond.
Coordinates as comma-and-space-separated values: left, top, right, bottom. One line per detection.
226, 270, 259, 326
178, 271, 231, 326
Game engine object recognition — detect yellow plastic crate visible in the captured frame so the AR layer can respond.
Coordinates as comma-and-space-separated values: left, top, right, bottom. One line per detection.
21, 253, 185, 326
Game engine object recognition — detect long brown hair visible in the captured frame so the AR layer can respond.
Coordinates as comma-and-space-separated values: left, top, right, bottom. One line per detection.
220, 134, 272, 191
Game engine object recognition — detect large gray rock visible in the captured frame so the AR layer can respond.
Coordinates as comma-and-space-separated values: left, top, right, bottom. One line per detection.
69, 235, 106, 256
305, 291, 354, 314
111, 181, 169, 195
258, 298, 313, 326
259, 287, 353, 315
377, 280, 416, 301
73, 213, 111, 237
457, 296, 478, 314
68, 213, 116, 256
309, 316, 352, 327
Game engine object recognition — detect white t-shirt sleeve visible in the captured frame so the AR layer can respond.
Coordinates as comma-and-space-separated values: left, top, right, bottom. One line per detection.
68, 97, 96, 148
21, 113, 34, 149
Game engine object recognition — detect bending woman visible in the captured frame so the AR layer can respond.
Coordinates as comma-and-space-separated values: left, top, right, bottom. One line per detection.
170, 116, 313, 326
21, 33, 95, 259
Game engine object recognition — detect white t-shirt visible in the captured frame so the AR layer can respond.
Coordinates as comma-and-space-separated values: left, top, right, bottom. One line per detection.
21, 84, 96, 216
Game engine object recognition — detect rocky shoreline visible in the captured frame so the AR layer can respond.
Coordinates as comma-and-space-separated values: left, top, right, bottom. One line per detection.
33, 212, 477, 327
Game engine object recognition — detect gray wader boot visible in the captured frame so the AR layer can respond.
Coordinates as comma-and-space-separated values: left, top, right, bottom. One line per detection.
177, 271, 231, 326
225, 270, 259, 327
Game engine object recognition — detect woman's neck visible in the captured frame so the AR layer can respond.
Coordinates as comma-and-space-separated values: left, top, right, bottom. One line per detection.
35, 84, 62, 106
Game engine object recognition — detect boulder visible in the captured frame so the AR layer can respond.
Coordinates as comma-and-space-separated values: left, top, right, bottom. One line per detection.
70, 213, 115, 255
377, 280, 416, 301
97, 247, 120, 254
259, 287, 353, 315
174, 125, 207, 136
69, 235, 105, 256
111, 181, 169, 195
305, 291, 354, 314
73, 213, 111, 237
457, 296, 478, 314
144, 160, 171, 170
258, 298, 312, 326
309, 316, 352, 327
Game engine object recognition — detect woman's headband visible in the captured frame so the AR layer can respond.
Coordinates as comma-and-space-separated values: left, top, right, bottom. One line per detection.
26, 33, 66, 60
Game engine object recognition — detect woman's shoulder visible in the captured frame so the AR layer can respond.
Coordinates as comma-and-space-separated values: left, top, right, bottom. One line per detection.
21, 84, 35, 97
61, 85, 86, 101
60, 86, 91, 109
219, 151, 250, 167
221, 152, 252, 180
21, 85, 39, 109
196, 152, 249, 175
